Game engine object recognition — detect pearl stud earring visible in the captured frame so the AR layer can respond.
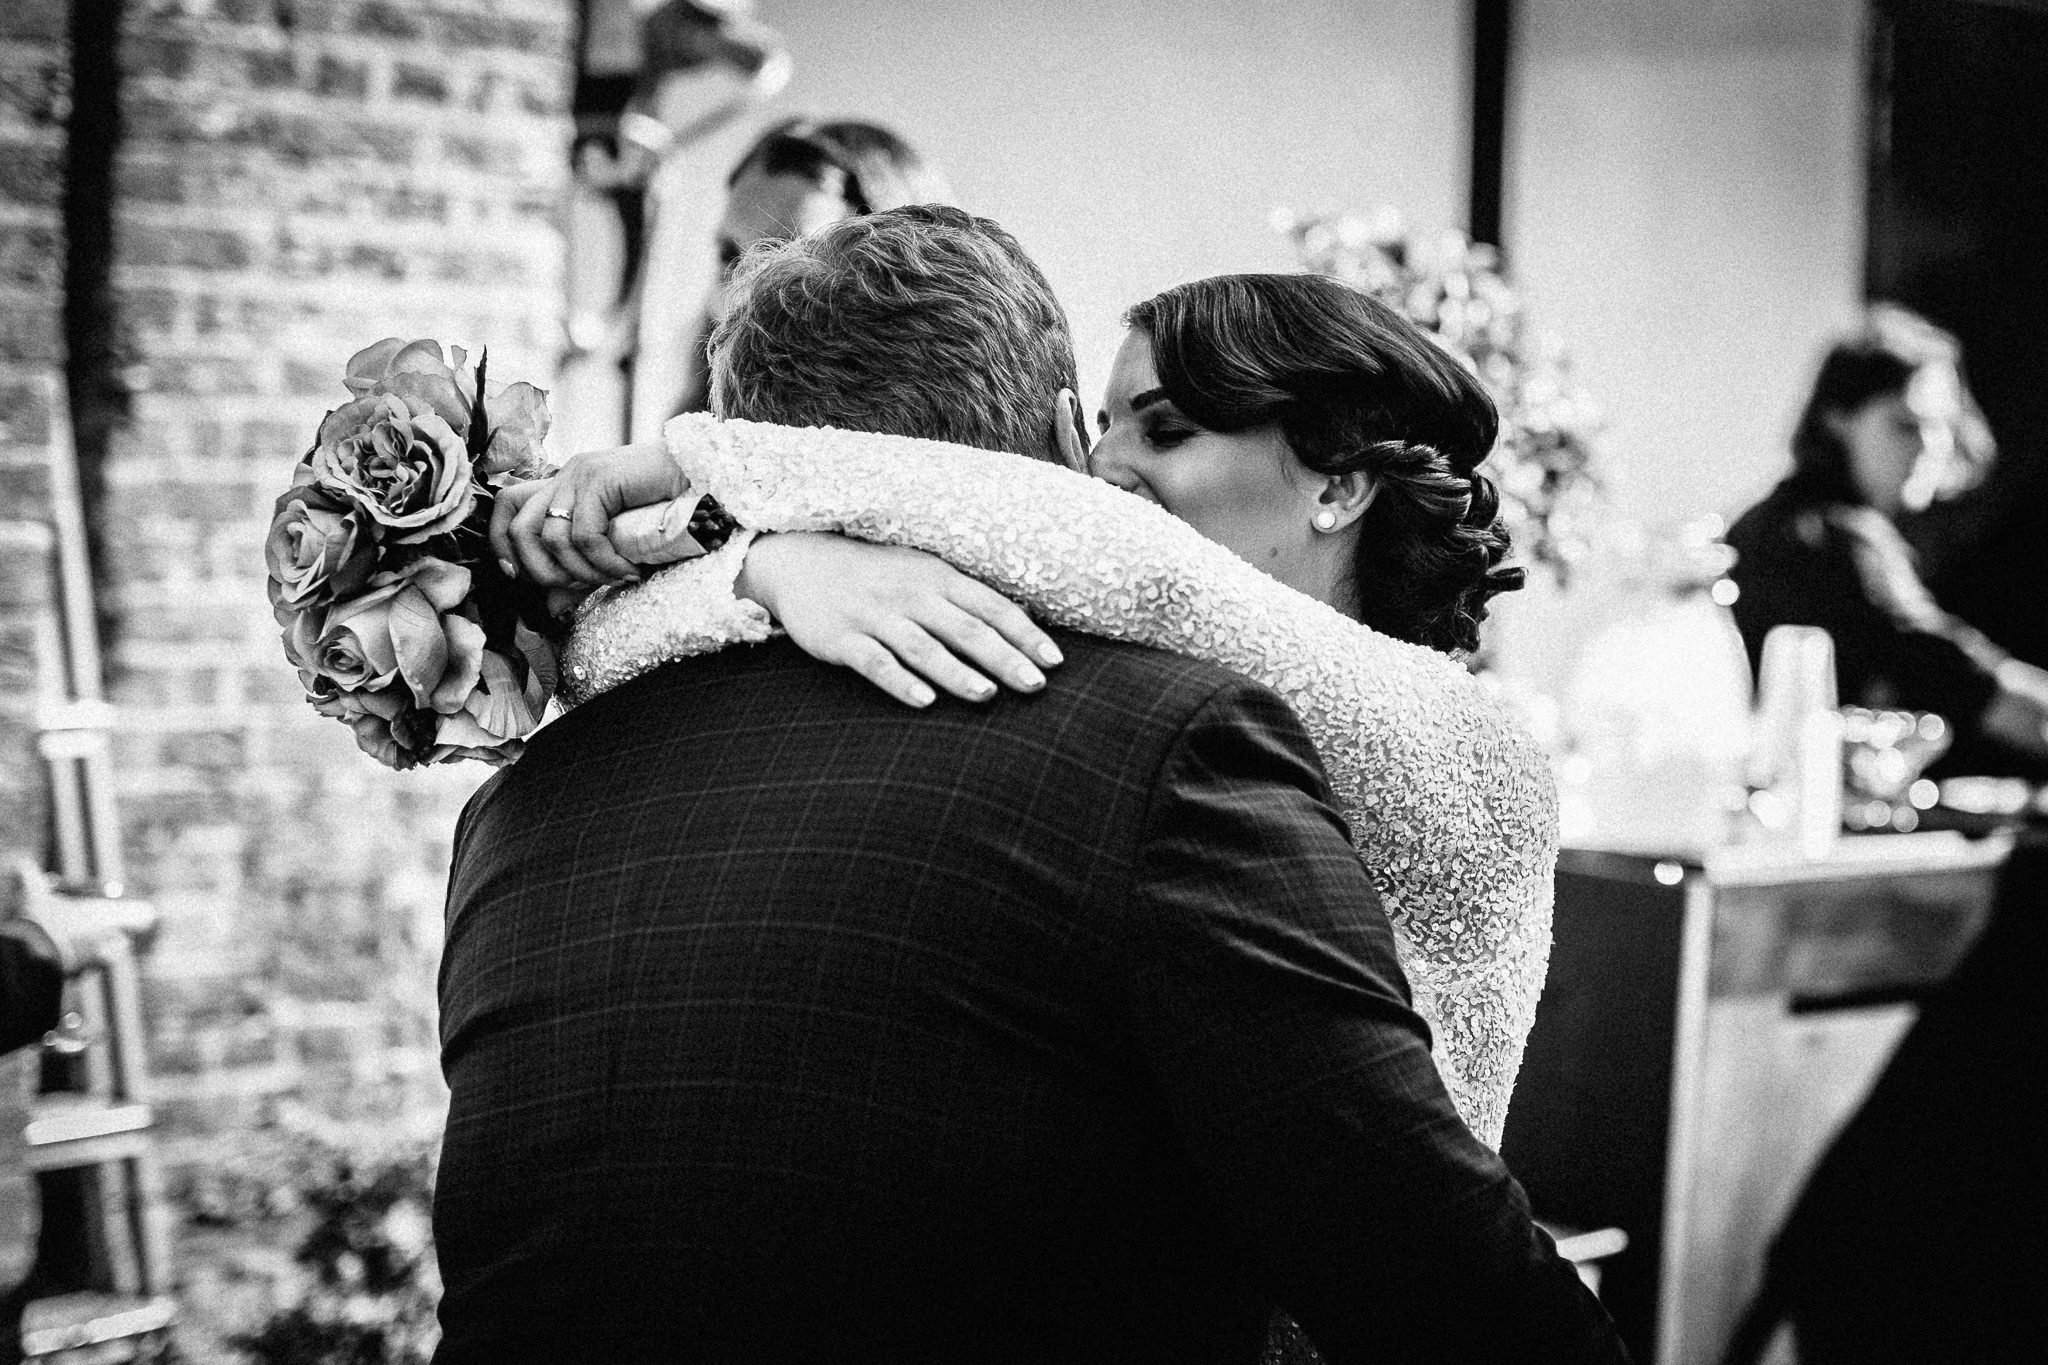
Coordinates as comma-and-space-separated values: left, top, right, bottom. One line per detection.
1313, 510, 1339, 532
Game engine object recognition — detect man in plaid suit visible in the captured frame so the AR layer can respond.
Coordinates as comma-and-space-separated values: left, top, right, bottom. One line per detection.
433, 207, 1624, 1363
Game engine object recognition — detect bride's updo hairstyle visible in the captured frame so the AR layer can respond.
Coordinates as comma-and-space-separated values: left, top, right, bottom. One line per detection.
1125, 273, 1523, 654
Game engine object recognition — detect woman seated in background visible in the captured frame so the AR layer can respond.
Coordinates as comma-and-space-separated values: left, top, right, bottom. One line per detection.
1727, 303, 2048, 774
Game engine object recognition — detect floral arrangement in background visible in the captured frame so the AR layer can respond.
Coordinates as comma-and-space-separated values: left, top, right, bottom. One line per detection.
264, 340, 562, 770
1276, 208, 1606, 577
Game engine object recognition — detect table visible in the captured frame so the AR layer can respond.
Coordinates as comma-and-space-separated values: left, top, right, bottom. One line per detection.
1498, 832, 2011, 1365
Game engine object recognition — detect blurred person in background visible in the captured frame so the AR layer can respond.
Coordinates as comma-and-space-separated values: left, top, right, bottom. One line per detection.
665, 117, 954, 415
1726, 303, 2048, 775
1722, 306, 2048, 1365
565, 0, 793, 431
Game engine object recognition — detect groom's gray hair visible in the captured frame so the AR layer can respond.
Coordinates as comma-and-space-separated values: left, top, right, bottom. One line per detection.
708, 205, 1077, 461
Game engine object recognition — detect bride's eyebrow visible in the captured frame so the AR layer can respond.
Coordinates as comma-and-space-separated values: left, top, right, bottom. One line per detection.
1129, 387, 1170, 412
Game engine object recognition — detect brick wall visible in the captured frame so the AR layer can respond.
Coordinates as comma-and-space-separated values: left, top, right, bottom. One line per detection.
1, 0, 67, 842
0, 0, 66, 530
96, 0, 571, 1160
1, 0, 67, 1315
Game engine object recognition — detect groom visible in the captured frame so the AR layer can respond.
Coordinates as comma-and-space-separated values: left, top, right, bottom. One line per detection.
435, 206, 1625, 1363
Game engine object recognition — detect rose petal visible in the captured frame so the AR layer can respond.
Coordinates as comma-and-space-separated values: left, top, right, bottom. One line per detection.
377, 371, 472, 434
431, 709, 503, 752
280, 607, 328, 670
352, 712, 412, 769
389, 339, 453, 381
466, 650, 540, 740
315, 395, 389, 450
478, 382, 552, 476
405, 558, 472, 612
343, 338, 408, 396
513, 621, 559, 697
430, 613, 487, 714
326, 578, 407, 628
384, 584, 450, 708
325, 588, 404, 679
427, 711, 523, 766
354, 685, 410, 720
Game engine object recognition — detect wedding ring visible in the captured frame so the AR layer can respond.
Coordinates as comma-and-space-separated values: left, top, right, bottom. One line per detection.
545, 507, 574, 520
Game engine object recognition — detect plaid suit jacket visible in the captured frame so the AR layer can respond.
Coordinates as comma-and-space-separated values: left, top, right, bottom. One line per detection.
433, 633, 1621, 1365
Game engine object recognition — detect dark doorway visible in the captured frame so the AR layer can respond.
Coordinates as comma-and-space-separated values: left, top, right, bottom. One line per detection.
1874, 0, 2048, 669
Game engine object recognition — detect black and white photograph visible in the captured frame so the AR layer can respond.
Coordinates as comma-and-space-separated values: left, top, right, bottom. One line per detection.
2, 1, 2043, 1361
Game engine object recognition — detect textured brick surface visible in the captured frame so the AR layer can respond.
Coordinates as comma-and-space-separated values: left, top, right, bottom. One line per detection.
95, 0, 570, 1163
0, 6, 65, 530
0, 5, 570, 1346
0, 522, 54, 872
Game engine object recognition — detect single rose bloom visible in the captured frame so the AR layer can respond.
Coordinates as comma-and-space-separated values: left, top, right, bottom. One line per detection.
343, 338, 475, 436
304, 559, 487, 712
311, 394, 477, 543
478, 380, 552, 478
266, 491, 377, 609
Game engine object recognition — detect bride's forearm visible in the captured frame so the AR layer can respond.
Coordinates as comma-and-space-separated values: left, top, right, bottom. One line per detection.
663, 414, 1424, 670
661, 411, 1552, 898
559, 529, 772, 706
658, 413, 1558, 1147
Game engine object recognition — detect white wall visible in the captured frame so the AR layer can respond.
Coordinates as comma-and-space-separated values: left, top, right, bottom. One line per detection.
611, 0, 1872, 700
631, 0, 1469, 435
1490, 0, 1866, 694
1506, 0, 1867, 526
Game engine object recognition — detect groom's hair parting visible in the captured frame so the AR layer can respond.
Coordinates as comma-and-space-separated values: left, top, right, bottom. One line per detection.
1127, 273, 1523, 655
708, 205, 1077, 461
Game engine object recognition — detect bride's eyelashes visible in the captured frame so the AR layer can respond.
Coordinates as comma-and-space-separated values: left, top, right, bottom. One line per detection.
1140, 419, 1197, 450
1095, 408, 1197, 450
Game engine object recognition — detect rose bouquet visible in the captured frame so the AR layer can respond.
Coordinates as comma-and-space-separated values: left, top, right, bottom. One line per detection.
266, 339, 564, 770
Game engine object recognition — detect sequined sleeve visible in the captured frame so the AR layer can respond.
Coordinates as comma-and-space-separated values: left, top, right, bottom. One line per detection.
595, 413, 1557, 1146
558, 529, 774, 706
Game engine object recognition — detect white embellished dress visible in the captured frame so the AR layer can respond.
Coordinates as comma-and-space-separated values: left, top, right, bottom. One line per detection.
562, 414, 1559, 1148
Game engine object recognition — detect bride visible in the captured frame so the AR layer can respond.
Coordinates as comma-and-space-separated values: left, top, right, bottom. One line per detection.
499, 268, 1557, 1154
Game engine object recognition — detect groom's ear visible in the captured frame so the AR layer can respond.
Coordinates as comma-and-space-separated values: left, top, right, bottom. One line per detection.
1050, 389, 1090, 472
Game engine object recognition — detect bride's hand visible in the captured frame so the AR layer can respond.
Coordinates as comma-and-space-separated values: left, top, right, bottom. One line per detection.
738, 533, 1064, 708
491, 440, 687, 587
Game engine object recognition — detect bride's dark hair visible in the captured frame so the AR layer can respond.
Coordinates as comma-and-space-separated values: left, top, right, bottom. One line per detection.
1125, 273, 1523, 654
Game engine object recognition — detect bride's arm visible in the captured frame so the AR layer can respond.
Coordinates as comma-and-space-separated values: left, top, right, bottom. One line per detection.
662, 415, 1556, 923
558, 530, 775, 705
571, 414, 1557, 1143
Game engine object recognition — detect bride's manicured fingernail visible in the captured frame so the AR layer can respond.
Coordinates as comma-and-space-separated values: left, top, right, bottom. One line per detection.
1036, 641, 1063, 667
498, 558, 518, 578
1015, 665, 1045, 690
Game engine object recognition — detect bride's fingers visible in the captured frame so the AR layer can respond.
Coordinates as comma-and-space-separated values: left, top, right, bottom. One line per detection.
533, 494, 613, 586
508, 487, 576, 587
920, 600, 1046, 694
835, 634, 938, 709
490, 479, 547, 576
871, 619, 1001, 703
562, 467, 646, 584
943, 577, 1064, 671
